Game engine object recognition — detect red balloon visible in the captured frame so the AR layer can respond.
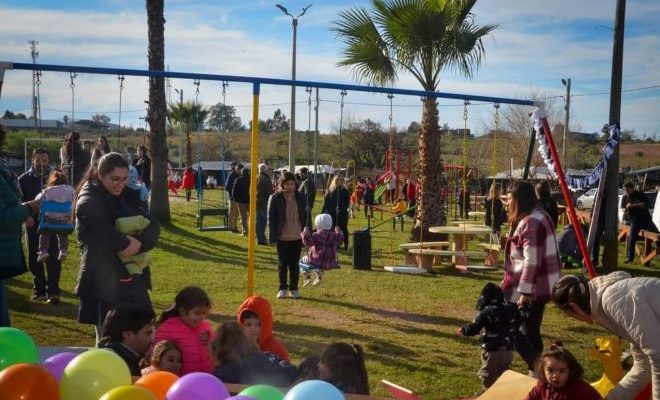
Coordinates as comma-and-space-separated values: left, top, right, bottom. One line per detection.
0, 363, 60, 400
135, 371, 179, 400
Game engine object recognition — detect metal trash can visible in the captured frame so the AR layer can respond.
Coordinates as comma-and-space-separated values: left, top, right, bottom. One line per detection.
352, 229, 372, 270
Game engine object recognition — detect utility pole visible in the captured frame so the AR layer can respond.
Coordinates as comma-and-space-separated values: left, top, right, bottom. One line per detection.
174, 88, 183, 167
29, 40, 39, 130
561, 78, 571, 168
602, 0, 626, 268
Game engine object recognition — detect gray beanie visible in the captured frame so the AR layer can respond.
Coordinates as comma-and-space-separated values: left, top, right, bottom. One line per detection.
314, 213, 333, 231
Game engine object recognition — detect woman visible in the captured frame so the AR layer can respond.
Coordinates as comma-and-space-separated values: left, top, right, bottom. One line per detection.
90, 136, 112, 166
553, 272, 660, 400
502, 181, 561, 375
322, 175, 350, 250
60, 131, 90, 187
535, 181, 559, 229
132, 145, 151, 189
268, 172, 306, 299
484, 183, 507, 235
75, 152, 159, 343
0, 124, 40, 326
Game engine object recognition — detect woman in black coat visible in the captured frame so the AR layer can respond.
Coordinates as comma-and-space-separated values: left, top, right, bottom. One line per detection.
132, 145, 151, 189
322, 175, 350, 250
75, 152, 159, 343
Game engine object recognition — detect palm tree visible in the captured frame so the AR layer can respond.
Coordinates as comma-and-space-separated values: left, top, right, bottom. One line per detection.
146, 0, 170, 223
332, 0, 496, 238
168, 101, 209, 167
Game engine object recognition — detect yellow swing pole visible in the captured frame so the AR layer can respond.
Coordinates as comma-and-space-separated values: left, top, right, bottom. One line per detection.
246, 82, 260, 297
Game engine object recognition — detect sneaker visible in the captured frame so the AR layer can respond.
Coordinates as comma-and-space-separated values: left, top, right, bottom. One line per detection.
30, 294, 47, 302
58, 250, 67, 261
46, 296, 61, 305
312, 278, 322, 286
277, 290, 287, 299
289, 290, 302, 299
36, 252, 49, 263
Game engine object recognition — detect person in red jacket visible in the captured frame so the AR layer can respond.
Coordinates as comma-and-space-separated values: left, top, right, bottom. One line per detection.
525, 341, 602, 400
181, 167, 195, 202
237, 295, 289, 361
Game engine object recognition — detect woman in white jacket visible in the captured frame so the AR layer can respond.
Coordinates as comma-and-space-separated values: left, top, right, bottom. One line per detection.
552, 271, 660, 400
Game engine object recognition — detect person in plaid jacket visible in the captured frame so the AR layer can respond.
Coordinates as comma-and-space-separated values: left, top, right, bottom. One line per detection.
502, 181, 561, 376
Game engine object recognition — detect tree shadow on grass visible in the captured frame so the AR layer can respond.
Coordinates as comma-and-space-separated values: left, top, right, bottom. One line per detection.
161, 222, 246, 253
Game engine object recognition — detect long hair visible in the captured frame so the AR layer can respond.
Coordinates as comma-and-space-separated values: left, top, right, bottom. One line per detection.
507, 181, 537, 229
97, 136, 111, 153
320, 342, 370, 395
143, 340, 181, 370
328, 175, 344, 194
487, 183, 499, 200
76, 152, 129, 193
536, 341, 584, 384
47, 170, 69, 187
552, 274, 591, 314
212, 320, 257, 365
158, 286, 211, 324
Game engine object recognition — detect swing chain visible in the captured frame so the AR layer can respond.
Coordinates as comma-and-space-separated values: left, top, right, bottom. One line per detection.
494, 103, 500, 126
69, 72, 77, 90
306, 87, 312, 107
463, 100, 470, 122
118, 74, 125, 91
35, 71, 42, 86
221, 80, 228, 104
194, 79, 200, 96
387, 93, 394, 125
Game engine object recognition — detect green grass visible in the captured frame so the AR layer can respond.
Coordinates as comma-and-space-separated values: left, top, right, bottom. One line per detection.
7, 190, 659, 399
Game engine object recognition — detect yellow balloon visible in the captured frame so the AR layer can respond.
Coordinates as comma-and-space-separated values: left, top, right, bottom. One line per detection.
100, 385, 157, 400
60, 349, 132, 400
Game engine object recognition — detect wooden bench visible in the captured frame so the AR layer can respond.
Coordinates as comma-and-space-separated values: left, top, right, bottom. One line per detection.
639, 230, 659, 265
618, 224, 630, 242
407, 248, 483, 270
399, 242, 450, 265
478, 243, 502, 268
197, 208, 229, 231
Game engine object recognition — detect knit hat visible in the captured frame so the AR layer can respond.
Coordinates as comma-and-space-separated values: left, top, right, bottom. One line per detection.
314, 213, 333, 231
475, 282, 504, 310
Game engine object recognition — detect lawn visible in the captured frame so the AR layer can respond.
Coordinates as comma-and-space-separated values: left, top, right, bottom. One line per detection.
6, 190, 659, 399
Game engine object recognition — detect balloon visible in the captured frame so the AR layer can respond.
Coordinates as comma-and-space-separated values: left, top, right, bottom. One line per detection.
239, 385, 284, 400
60, 349, 131, 400
0, 327, 38, 371
100, 385, 157, 400
0, 363, 59, 400
165, 372, 229, 400
43, 352, 78, 383
227, 396, 257, 400
135, 371, 179, 400
284, 380, 345, 400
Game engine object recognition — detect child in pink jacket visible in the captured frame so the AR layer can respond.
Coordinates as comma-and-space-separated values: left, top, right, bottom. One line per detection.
154, 286, 214, 375
300, 213, 343, 286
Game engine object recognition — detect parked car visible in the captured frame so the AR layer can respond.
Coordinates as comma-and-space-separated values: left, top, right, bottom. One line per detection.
576, 188, 597, 209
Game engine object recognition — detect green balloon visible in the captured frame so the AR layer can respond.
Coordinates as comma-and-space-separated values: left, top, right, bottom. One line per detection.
239, 384, 285, 400
0, 327, 38, 371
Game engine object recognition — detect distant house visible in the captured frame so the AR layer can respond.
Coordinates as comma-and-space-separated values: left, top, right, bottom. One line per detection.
569, 131, 599, 143
0, 118, 64, 131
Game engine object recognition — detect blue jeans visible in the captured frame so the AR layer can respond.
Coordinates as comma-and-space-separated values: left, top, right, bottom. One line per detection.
0, 280, 9, 327
627, 220, 658, 261
256, 210, 267, 244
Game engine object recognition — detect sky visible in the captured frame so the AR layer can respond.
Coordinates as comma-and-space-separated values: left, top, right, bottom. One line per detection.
0, 0, 659, 140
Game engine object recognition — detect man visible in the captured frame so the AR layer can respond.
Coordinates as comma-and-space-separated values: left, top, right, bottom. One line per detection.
232, 167, 250, 236
256, 163, 274, 245
225, 162, 240, 233
18, 148, 62, 305
298, 167, 316, 221
98, 304, 155, 377
621, 181, 658, 264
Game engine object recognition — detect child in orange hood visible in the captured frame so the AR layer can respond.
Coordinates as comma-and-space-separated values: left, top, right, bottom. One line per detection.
237, 295, 289, 361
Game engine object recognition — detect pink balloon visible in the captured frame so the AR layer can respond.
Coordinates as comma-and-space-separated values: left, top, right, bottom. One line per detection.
166, 372, 230, 400
42, 352, 79, 382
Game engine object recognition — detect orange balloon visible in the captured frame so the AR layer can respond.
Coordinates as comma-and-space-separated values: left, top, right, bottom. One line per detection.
0, 363, 60, 400
135, 371, 179, 400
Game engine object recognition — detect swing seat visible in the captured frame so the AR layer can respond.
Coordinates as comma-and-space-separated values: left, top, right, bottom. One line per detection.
298, 261, 340, 272
38, 199, 74, 234
197, 208, 229, 231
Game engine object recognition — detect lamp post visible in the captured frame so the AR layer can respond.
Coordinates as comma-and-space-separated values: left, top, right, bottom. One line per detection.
561, 78, 571, 169
276, 3, 312, 173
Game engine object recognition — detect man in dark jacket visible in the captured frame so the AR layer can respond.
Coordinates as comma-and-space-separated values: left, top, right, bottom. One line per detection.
18, 148, 62, 304
256, 163, 274, 245
232, 167, 250, 236
225, 162, 240, 232
622, 180, 658, 263
298, 167, 316, 222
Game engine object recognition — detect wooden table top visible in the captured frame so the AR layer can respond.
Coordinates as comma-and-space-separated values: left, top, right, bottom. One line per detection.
429, 225, 492, 234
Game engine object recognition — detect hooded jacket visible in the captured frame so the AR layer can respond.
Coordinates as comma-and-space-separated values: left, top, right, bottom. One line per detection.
237, 295, 289, 361
588, 271, 660, 400
154, 316, 215, 375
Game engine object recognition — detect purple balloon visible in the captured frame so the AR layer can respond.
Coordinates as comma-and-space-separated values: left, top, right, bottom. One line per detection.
42, 352, 79, 383
166, 372, 230, 400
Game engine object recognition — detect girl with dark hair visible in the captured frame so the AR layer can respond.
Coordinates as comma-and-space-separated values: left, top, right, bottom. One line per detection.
484, 183, 507, 235
502, 181, 561, 376
268, 172, 307, 299
319, 342, 370, 395
154, 286, 214, 375
132, 145, 151, 189
535, 181, 559, 229
60, 131, 90, 187
322, 175, 350, 250
552, 272, 660, 400
91, 136, 112, 166
75, 152, 159, 343
141, 340, 182, 376
35, 170, 76, 266
525, 341, 602, 400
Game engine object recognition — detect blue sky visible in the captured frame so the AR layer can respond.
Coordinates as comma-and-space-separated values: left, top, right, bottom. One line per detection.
1, 0, 659, 139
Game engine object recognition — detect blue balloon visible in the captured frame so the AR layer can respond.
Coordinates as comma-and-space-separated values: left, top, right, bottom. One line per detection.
284, 380, 345, 400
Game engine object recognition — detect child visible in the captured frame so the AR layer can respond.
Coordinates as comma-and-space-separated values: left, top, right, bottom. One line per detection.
300, 213, 343, 287
115, 214, 152, 276
141, 340, 182, 376
35, 170, 76, 262
525, 341, 602, 400
237, 295, 289, 361
181, 167, 195, 202
154, 286, 214, 375
457, 282, 524, 391
319, 342, 370, 395
212, 321, 297, 387
391, 197, 407, 215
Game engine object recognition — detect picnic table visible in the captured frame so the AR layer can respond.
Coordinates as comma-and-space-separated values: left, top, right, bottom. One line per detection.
429, 225, 492, 265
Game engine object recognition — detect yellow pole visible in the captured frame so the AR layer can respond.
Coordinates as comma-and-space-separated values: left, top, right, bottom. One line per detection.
247, 83, 260, 296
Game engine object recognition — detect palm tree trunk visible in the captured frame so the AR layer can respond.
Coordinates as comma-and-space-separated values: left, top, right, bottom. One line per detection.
146, 0, 170, 223
185, 131, 193, 168
413, 97, 446, 241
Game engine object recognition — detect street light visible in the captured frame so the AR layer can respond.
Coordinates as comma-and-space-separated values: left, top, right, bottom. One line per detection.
561, 78, 571, 169
276, 3, 312, 173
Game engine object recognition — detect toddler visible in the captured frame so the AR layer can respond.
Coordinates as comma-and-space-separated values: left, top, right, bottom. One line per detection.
457, 282, 525, 391
141, 340, 182, 376
237, 295, 289, 361
154, 286, 214, 375
319, 342, 370, 395
115, 215, 152, 275
36, 170, 76, 262
525, 341, 602, 400
300, 213, 344, 287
